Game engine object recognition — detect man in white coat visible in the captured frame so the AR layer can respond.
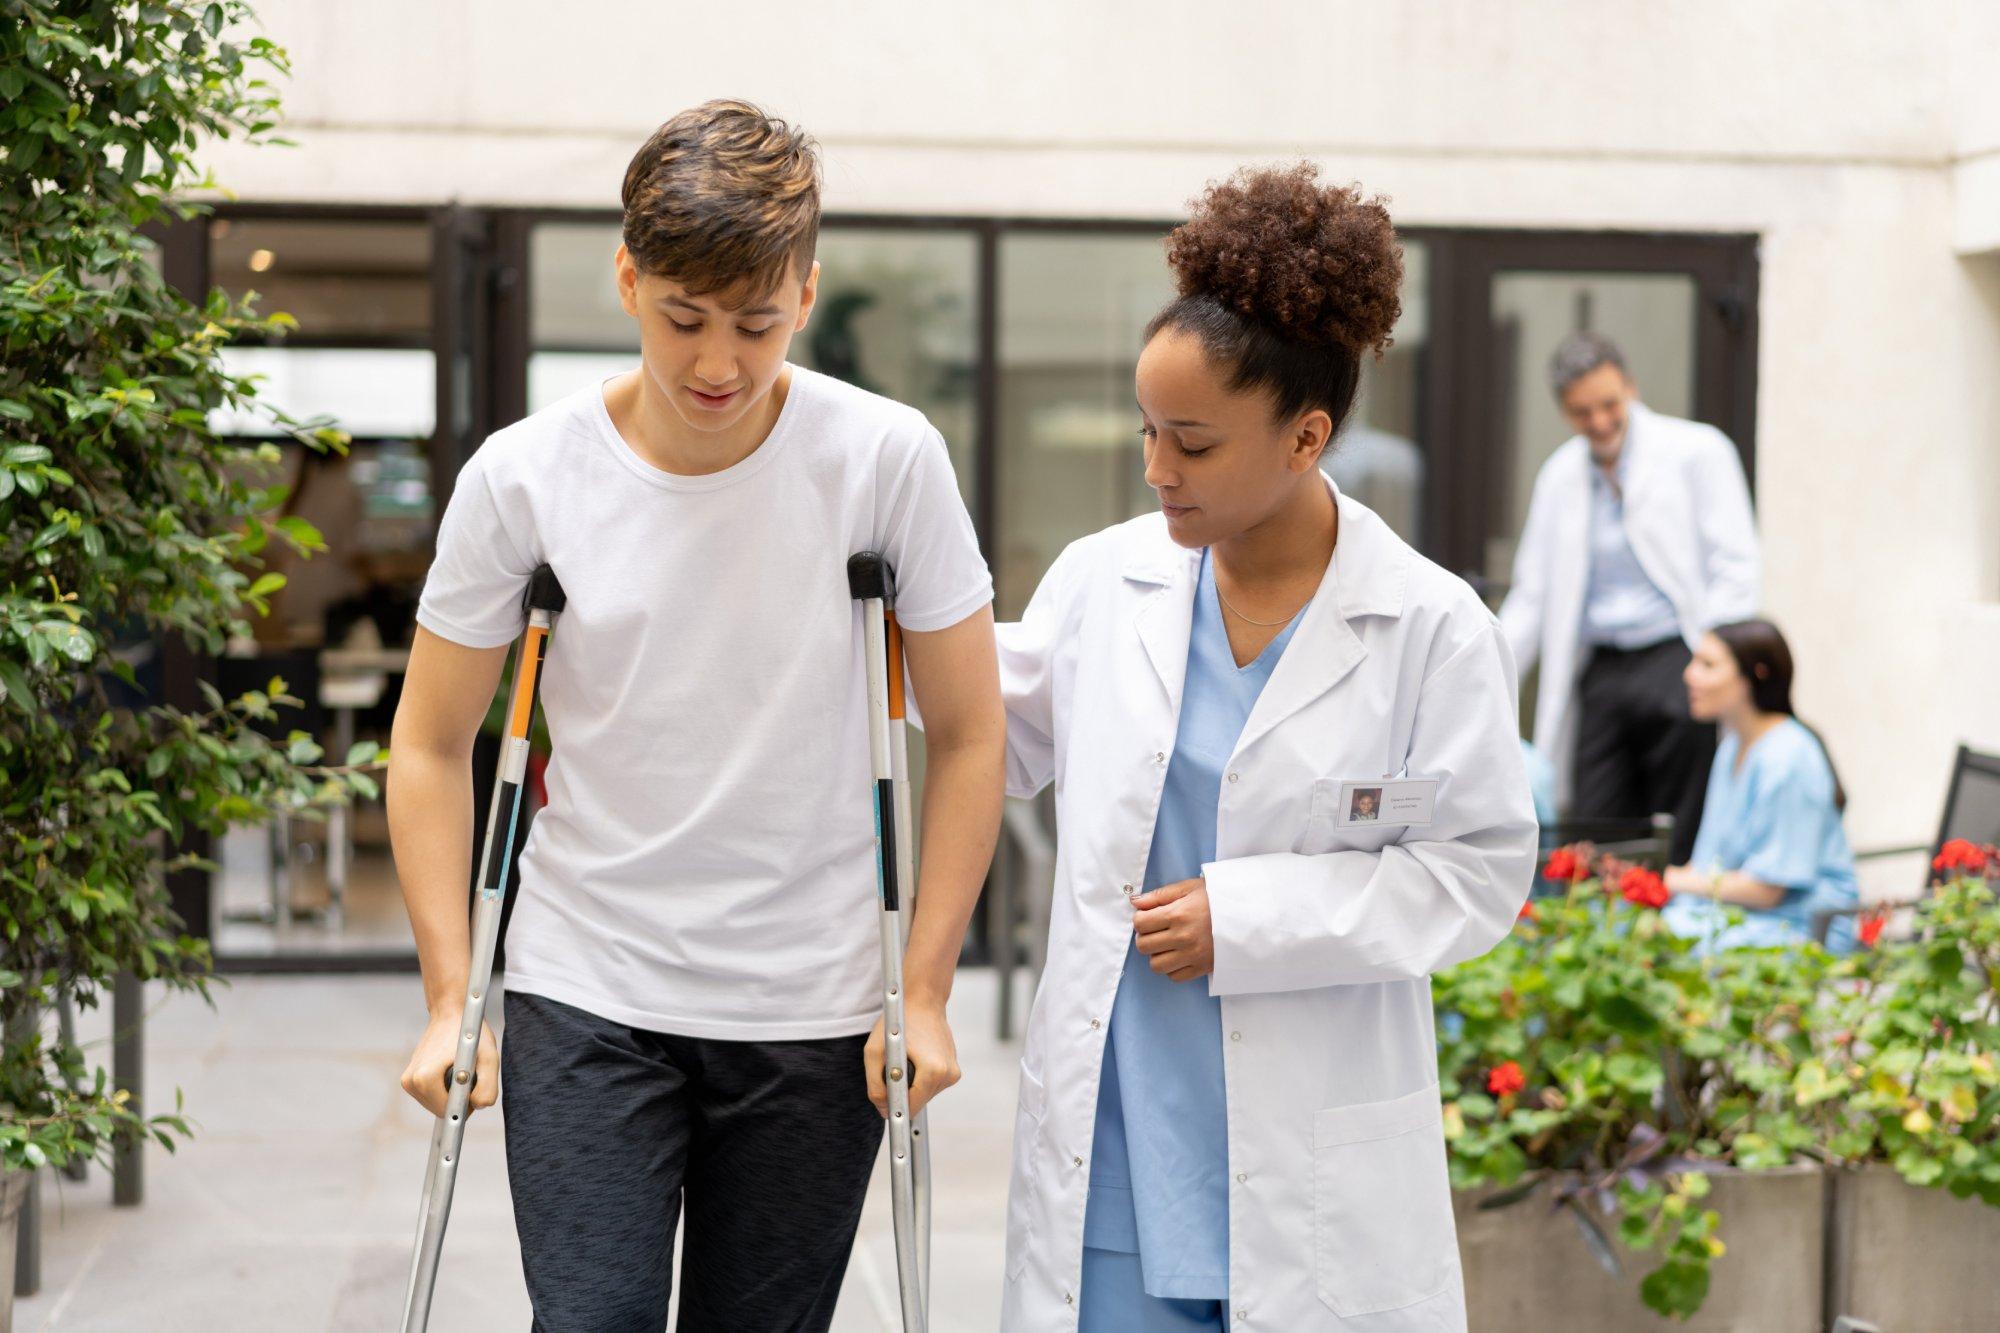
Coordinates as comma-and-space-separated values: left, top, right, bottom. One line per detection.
1498, 332, 1759, 862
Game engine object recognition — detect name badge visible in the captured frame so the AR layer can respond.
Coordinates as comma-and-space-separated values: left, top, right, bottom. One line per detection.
1336, 778, 1438, 829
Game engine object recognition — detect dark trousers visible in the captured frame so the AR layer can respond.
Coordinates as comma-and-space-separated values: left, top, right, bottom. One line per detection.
500, 990, 884, 1333
1572, 636, 1715, 864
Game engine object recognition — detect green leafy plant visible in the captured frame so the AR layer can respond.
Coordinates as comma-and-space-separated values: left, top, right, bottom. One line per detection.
1437, 841, 2000, 1320
1436, 850, 1775, 1318
1815, 844, 2000, 1197
1, 0, 375, 1176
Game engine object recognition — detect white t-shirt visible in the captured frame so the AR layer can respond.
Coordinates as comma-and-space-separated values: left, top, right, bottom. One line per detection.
416, 366, 992, 1040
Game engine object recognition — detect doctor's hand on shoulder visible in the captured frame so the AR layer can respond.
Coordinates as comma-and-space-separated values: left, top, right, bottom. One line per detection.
1133, 877, 1214, 982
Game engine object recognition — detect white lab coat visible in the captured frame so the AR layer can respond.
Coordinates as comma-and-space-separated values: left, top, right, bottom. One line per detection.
1497, 402, 1759, 803
996, 485, 1537, 1332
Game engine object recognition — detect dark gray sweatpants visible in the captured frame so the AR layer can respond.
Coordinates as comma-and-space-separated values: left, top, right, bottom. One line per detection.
500, 990, 883, 1332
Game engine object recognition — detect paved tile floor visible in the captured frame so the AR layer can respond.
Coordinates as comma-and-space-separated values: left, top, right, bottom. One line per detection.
12, 971, 1032, 1332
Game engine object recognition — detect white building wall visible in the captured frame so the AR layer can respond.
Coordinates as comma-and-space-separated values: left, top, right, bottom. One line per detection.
200, 0, 2000, 855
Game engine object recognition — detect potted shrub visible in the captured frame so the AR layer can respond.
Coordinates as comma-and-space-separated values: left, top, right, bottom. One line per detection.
1435, 847, 1836, 1328
1814, 843, 2000, 1331
1, 2, 371, 1317
1438, 840, 2000, 1329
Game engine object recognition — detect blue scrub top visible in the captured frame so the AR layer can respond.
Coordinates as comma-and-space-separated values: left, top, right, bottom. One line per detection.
1082, 550, 1304, 1300
1663, 718, 1859, 952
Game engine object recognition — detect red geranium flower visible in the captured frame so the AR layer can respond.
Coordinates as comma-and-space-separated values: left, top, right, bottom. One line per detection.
1934, 839, 1990, 878
1518, 901, 1539, 922
1486, 1061, 1526, 1097
1543, 847, 1588, 882
1619, 865, 1669, 909
1857, 907, 1888, 948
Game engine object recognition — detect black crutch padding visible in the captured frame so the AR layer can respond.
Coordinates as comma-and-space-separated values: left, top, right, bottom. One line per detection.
400, 563, 565, 1333
850, 551, 933, 1333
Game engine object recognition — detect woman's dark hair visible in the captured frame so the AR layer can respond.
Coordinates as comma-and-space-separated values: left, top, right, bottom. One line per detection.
1146, 162, 1403, 431
1711, 619, 1847, 812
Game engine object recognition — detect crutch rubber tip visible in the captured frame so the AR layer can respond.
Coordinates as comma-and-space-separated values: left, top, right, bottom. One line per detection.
525, 563, 567, 614
846, 552, 896, 604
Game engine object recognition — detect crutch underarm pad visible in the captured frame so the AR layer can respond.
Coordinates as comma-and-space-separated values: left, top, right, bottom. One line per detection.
525, 564, 567, 614
846, 551, 897, 605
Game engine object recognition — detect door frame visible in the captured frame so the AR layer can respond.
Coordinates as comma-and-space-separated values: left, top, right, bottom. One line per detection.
1421, 228, 1761, 578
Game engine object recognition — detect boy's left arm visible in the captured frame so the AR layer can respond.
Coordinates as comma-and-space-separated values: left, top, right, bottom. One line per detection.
862, 604, 1005, 1118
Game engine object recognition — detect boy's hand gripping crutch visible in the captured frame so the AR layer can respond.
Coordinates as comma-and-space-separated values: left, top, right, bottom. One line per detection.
850, 552, 933, 1333
400, 564, 566, 1333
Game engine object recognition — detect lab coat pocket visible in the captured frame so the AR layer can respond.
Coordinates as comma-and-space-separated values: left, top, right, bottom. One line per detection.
1312, 1084, 1459, 1317
1005, 1063, 1049, 1280
1298, 776, 1402, 855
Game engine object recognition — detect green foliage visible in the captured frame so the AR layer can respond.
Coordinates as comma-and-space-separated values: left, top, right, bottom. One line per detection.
1815, 876, 2000, 1202
0, 0, 375, 1174
1436, 853, 2000, 1320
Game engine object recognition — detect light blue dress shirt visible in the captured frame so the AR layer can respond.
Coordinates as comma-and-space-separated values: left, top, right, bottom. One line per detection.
1081, 549, 1304, 1302
1583, 439, 1682, 649
1663, 718, 1860, 952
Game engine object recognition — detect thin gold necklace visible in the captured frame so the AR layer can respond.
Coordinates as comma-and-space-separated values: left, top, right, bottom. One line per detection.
1214, 577, 1309, 627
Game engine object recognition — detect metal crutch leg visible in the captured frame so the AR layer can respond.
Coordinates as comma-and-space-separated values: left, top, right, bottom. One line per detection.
885, 606, 933, 1313
850, 552, 928, 1333
400, 564, 566, 1333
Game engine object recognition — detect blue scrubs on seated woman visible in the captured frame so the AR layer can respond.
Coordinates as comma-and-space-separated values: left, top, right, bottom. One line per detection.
1663, 716, 1859, 952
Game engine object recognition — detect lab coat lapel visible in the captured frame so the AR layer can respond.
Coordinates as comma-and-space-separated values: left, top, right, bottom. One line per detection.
1126, 544, 1200, 716
1549, 445, 1592, 641
1233, 486, 1406, 759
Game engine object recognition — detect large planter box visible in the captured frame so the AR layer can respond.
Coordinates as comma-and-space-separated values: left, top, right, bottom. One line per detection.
1454, 1166, 1824, 1333
1823, 1164, 2000, 1333
0, 1167, 27, 1333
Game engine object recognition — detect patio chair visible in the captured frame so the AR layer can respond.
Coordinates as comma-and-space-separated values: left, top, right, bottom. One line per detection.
1812, 744, 2000, 945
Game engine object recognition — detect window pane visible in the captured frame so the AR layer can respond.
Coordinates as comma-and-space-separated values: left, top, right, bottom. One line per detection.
530, 222, 632, 363
1485, 271, 1697, 584
527, 223, 980, 508
203, 216, 440, 962
210, 217, 432, 343
794, 229, 979, 502
994, 232, 1431, 615
994, 232, 1174, 617
212, 345, 437, 439
1327, 239, 1428, 547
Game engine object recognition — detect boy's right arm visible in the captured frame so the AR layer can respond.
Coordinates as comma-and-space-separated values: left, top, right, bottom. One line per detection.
389, 625, 511, 1116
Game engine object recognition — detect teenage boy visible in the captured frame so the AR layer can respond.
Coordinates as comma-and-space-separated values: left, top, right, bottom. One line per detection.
388, 100, 1004, 1331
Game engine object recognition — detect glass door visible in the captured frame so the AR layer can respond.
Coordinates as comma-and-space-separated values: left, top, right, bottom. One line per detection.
1422, 231, 1760, 595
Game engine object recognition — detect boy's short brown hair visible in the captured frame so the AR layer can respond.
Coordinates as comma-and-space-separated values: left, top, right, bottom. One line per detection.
620, 100, 821, 303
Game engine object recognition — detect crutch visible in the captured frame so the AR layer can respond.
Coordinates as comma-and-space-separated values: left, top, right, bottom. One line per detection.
400, 563, 566, 1333
850, 551, 931, 1333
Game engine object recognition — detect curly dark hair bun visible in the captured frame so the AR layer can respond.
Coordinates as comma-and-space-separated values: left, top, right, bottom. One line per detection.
1166, 163, 1402, 356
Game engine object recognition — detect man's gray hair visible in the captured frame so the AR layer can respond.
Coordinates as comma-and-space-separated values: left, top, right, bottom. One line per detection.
1548, 332, 1628, 397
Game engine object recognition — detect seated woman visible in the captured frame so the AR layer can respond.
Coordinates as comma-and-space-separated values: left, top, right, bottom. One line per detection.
1663, 619, 1860, 952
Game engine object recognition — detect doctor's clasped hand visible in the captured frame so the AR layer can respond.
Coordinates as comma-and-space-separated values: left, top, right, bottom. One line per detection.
1132, 877, 1214, 981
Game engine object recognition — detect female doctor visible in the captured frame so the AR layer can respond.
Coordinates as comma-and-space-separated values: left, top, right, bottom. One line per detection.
996, 165, 1538, 1332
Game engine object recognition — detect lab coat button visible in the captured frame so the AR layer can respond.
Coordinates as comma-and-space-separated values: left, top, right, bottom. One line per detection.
1230, 1031, 1242, 1041
1122, 883, 1135, 896
1227, 771, 1239, 783
1236, 1172, 1247, 1183
1089, 1018, 1101, 1029
1073, 1155, 1084, 1167
1154, 751, 1166, 764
